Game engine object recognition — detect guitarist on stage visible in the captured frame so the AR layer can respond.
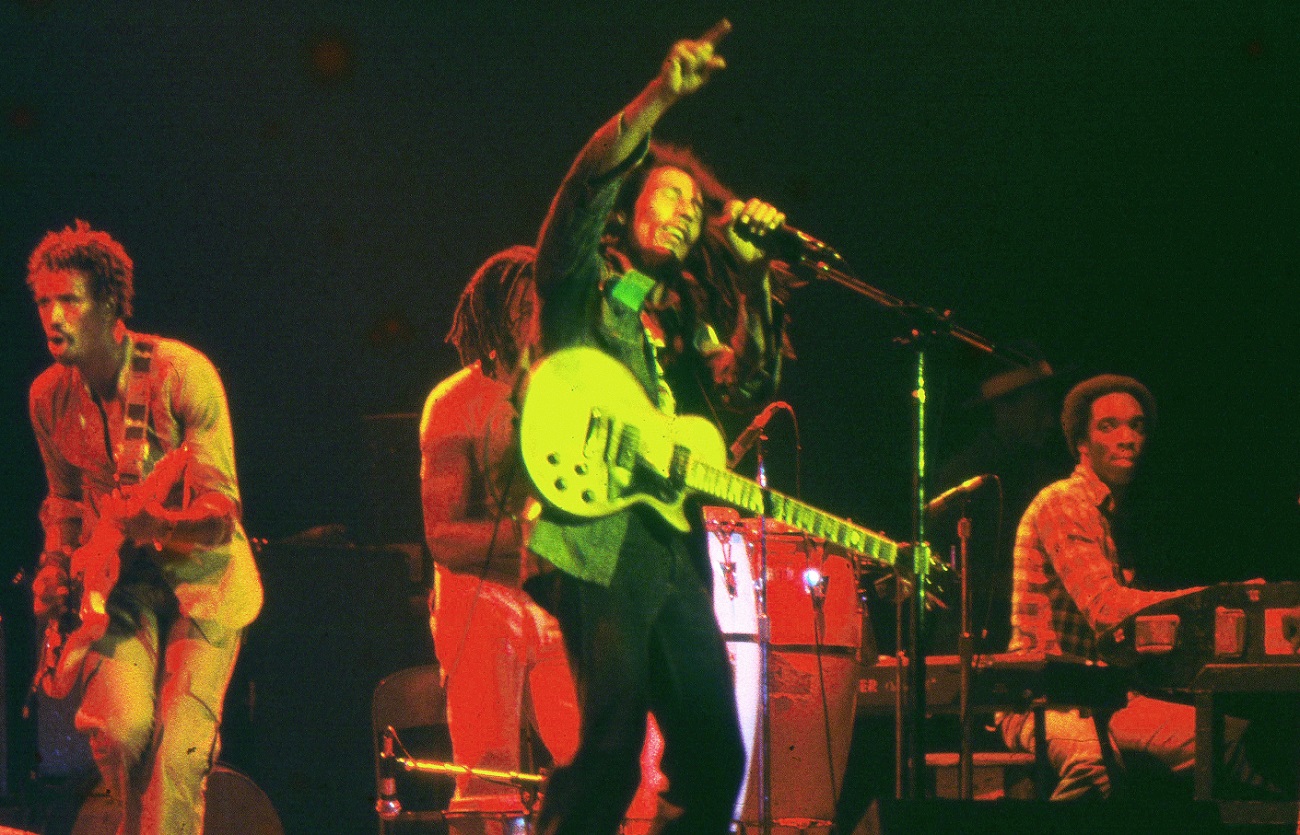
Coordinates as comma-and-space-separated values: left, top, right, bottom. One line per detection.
27, 220, 263, 835
524, 21, 790, 835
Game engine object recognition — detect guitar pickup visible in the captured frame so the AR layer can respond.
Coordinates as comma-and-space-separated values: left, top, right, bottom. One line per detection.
596, 422, 638, 499
614, 424, 640, 471
583, 409, 611, 462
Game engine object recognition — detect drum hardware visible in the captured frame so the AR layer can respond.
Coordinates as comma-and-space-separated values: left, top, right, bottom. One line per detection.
717, 519, 745, 600
953, 495, 980, 800
376, 730, 402, 820
802, 565, 828, 605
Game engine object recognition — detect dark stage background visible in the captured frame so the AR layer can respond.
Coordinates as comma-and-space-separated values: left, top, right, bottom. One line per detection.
2, 0, 1297, 825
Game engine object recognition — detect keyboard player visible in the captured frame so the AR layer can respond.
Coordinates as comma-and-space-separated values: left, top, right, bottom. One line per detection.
997, 374, 1263, 800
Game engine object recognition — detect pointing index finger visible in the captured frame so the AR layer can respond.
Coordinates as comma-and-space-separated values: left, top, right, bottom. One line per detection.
699, 19, 732, 47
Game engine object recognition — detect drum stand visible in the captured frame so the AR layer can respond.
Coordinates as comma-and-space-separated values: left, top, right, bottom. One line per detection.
955, 504, 975, 800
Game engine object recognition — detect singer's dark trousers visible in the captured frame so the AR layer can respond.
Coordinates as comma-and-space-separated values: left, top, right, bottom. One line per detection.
528, 506, 745, 835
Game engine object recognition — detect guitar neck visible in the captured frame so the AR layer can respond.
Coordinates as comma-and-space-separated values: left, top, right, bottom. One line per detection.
686, 460, 897, 568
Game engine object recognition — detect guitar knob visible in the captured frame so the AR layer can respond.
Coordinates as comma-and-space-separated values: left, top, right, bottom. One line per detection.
581, 489, 595, 503
575, 463, 588, 476
547, 453, 560, 466
554, 478, 567, 491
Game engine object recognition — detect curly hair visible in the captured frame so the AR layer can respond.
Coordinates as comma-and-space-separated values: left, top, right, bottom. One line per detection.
27, 220, 135, 319
446, 245, 539, 375
1060, 374, 1157, 453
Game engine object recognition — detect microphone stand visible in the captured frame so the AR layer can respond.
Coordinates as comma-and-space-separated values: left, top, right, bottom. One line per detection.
777, 253, 1038, 800
754, 433, 774, 835
956, 499, 974, 800
379, 727, 546, 819
394, 757, 546, 788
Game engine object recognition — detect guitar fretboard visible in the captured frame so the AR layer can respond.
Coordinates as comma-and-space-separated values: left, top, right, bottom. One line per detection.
686, 459, 897, 568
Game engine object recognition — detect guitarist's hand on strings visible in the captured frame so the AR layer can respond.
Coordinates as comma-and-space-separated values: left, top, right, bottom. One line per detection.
113, 490, 237, 553
32, 561, 69, 620
113, 498, 177, 551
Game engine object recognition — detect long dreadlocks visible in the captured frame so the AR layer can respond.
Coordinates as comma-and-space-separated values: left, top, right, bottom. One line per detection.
446, 245, 539, 376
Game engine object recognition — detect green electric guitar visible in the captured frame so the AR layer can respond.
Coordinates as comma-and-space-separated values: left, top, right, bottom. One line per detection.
519, 346, 899, 568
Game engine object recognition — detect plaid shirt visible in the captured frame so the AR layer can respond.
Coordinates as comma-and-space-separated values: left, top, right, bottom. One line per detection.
1008, 463, 1179, 661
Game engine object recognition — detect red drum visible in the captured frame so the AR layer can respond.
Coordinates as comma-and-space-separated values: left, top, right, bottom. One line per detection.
704, 507, 861, 832
759, 525, 862, 650
707, 508, 862, 649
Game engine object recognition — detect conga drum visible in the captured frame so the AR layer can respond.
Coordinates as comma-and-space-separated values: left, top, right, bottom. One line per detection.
705, 508, 862, 833
742, 517, 860, 833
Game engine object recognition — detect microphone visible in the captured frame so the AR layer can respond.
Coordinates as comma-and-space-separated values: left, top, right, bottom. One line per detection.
732, 222, 844, 264
925, 474, 991, 515
376, 727, 402, 820
727, 401, 789, 469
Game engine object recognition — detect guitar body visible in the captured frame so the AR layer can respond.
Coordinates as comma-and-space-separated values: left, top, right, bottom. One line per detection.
36, 446, 191, 699
519, 346, 726, 533
521, 348, 899, 567
39, 522, 126, 700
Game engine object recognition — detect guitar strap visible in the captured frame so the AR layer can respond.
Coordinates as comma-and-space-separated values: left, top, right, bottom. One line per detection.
114, 336, 156, 489
602, 259, 677, 415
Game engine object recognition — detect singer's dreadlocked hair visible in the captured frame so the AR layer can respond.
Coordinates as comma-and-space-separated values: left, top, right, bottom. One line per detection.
603, 141, 755, 342
606, 142, 736, 286
446, 245, 539, 376
27, 219, 135, 319
610, 141, 736, 231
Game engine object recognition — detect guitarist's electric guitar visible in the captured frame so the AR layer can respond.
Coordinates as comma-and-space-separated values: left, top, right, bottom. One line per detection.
33, 445, 191, 700
519, 347, 899, 568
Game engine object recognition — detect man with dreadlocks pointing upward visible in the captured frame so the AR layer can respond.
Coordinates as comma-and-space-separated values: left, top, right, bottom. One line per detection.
418, 246, 581, 816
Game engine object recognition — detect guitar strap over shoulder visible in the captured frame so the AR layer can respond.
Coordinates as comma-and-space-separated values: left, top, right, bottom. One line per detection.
115, 337, 156, 489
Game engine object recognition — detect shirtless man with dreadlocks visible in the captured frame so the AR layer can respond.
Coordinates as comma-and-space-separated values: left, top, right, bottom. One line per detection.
418, 246, 581, 815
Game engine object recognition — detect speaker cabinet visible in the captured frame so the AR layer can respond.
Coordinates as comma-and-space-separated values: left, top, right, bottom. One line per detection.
359, 413, 424, 547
